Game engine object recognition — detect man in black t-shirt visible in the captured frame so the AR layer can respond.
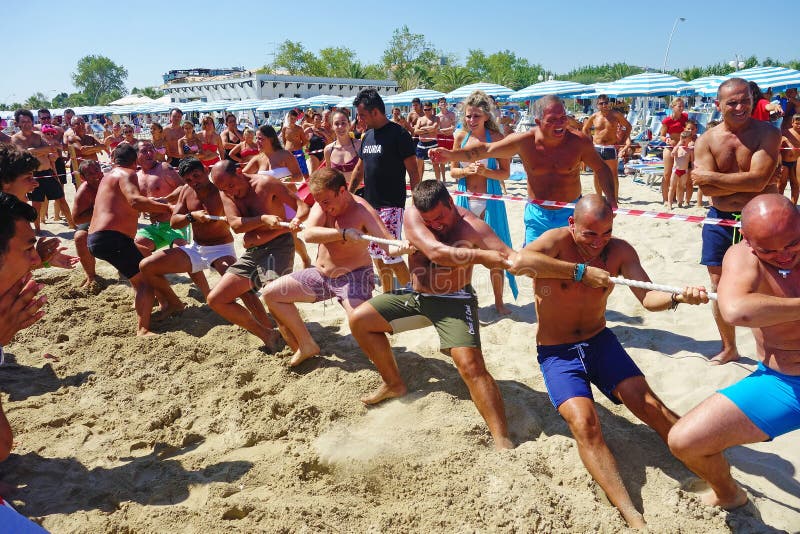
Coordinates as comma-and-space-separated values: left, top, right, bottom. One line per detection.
350, 89, 420, 292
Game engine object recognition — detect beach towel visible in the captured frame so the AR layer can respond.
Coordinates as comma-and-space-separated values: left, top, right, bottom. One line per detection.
455, 130, 519, 299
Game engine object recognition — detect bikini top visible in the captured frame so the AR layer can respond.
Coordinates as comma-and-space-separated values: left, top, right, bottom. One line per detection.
239, 147, 259, 158
201, 143, 217, 151
330, 138, 359, 173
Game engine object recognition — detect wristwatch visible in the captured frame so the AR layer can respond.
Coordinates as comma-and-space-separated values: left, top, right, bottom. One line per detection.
186, 212, 195, 223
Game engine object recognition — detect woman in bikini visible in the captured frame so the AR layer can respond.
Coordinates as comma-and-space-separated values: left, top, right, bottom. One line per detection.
323, 108, 362, 194
221, 113, 243, 161
659, 98, 688, 208
149, 122, 168, 162
242, 125, 311, 269
197, 115, 224, 168
177, 120, 201, 160
104, 122, 124, 153
228, 127, 259, 165
450, 90, 514, 315
306, 112, 331, 173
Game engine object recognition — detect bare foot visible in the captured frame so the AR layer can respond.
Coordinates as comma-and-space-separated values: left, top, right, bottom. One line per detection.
137, 328, 159, 337
621, 509, 646, 530
259, 329, 285, 353
277, 324, 299, 352
79, 276, 96, 288
493, 436, 515, 450
710, 348, 740, 365
360, 383, 407, 405
151, 302, 186, 321
289, 341, 321, 367
494, 303, 512, 316
701, 485, 748, 509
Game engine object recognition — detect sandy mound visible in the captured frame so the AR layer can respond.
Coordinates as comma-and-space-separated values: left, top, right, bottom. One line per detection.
1, 175, 798, 533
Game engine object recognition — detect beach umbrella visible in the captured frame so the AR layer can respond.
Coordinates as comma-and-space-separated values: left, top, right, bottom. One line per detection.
297, 94, 343, 108
196, 100, 235, 112
333, 96, 356, 108
107, 94, 155, 106
573, 83, 614, 99
687, 76, 727, 97
509, 80, 593, 101
602, 72, 693, 97
256, 97, 304, 112
384, 88, 445, 106
724, 66, 800, 92
225, 99, 268, 112
445, 82, 515, 102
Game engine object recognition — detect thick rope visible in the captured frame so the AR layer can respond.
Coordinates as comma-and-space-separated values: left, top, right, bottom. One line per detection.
276, 221, 404, 247
609, 276, 717, 301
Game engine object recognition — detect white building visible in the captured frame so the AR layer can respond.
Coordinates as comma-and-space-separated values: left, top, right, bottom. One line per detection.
163, 72, 399, 103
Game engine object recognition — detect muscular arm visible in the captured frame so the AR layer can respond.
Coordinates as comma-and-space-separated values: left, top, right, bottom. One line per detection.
169, 187, 192, 229
582, 117, 593, 136
220, 193, 266, 233
437, 133, 524, 163
119, 172, 172, 213
717, 243, 800, 327
616, 241, 674, 310
299, 203, 340, 243
403, 155, 421, 191
509, 230, 574, 279
693, 127, 781, 194
404, 207, 500, 268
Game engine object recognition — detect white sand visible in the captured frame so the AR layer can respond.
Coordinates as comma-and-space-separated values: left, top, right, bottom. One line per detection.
2, 168, 799, 532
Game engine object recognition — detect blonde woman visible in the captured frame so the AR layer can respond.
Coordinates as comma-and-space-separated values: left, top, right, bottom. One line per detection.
450, 90, 517, 314
228, 127, 259, 165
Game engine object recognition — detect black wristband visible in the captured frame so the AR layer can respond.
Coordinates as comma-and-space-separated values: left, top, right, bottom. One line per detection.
186, 212, 195, 223
670, 293, 680, 311
342, 228, 347, 241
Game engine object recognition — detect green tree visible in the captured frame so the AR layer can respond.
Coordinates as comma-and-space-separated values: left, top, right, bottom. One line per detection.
465, 50, 542, 89
24, 92, 51, 110
51, 92, 70, 108
72, 55, 128, 105
316, 47, 360, 77
381, 25, 440, 88
131, 86, 163, 99
98, 89, 123, 105
433, 66, 477, 92
269, 40, 317, 75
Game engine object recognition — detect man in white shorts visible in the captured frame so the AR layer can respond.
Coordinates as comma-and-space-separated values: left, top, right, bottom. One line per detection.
139, 158, 236, 331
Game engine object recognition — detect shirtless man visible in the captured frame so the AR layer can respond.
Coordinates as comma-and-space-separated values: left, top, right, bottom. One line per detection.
431, 95, 615, 247
121, 124, 137, 146
10, 109, 72, 232
582, 94, 631, 203
436, 97, 457, 163
72, 159, 103, 287
87, 144, 173, 335
207, 160, 309, 349
669, 194, 800, 511
163, 108, 184, 167
692, 78, 781, 365
390, 107, 410, 131
414, 102, 440, 180
349, 180, 515, 450
134, 140, 188, 257
65, 116, 105, 184
779, 114, 800, 204
508, 194, 708, 528
280, 109, 309, 178
406, 98, 423, 134
262, 167, 412, 366
139, 158, 237, 331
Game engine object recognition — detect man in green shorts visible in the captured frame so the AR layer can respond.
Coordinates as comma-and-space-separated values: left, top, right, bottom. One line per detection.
134, 140, 188, 256
349, 180, 515, 449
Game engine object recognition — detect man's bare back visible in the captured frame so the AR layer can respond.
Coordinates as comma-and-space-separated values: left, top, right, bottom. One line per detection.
89, 166, 143, 237
220, 176, 293, 248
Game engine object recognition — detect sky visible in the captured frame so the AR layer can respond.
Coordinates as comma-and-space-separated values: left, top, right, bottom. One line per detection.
3, 0, 796, 105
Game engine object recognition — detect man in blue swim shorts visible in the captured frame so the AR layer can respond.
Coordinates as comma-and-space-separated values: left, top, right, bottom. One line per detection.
508, 195, 709, 528
429, 95, 616, 247
692, 77, 781, 365
669, 194, 800, 512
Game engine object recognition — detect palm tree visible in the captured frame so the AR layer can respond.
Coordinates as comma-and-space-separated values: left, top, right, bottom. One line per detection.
433, 66, 476, 92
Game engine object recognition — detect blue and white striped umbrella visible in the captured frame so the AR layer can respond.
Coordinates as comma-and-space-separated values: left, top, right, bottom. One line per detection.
725, 66, 800, 92
298, 94, 343, 108
602, 72, 693, 97
574, 83, 614, 99
225, 99, 268, 112
196, 100, 234, 112
384, 88, 445, 106
509, 80, 593, 101
333, 96, 356, 108
256, 97, 304, 112
445, 82, 514, 102
687, 76, 727, 97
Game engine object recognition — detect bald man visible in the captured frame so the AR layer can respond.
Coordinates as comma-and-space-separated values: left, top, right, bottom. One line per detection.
509, 194, 709, 528
669, 193, 800, 510
693, 77, 782, 364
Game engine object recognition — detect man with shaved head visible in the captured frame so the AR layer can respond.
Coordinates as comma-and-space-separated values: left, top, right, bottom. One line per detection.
693, 77, 782, 364
431, 94, 616, 247
669, 193, 800, 511
509, 194, 709, 528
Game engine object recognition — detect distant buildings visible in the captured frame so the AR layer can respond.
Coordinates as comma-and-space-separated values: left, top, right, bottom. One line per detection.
161, 68, 399, 103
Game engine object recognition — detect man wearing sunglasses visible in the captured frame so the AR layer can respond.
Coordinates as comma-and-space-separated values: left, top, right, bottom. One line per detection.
582, 95, 630, 204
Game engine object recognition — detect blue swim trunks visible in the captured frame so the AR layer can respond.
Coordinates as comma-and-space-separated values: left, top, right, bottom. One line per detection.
719, 362, 800, 440
537, 327, 644, 409
524, 197, 579, 246
292, 149, 309, 176
700, 206, 741, 267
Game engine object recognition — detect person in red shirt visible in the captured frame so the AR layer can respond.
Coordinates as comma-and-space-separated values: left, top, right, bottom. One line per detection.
659, 98, 688, 207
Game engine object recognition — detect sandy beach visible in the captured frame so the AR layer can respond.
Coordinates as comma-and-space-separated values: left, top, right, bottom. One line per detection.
2, 169, 799, 533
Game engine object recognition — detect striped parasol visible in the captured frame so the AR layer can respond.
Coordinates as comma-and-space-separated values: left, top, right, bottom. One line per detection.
687, 76, 727, 97
256, 97, 304, 112
444, 82, 515, 102
384, 88, 445, 106
602, 72, 693, 97
509, 80, 593, 101
725, 66, 800, 92
225, 99, 269, 112
297, 94, 343, 108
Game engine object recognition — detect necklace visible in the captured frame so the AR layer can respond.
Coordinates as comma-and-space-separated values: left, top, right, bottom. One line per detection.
778, 268, 791, 279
